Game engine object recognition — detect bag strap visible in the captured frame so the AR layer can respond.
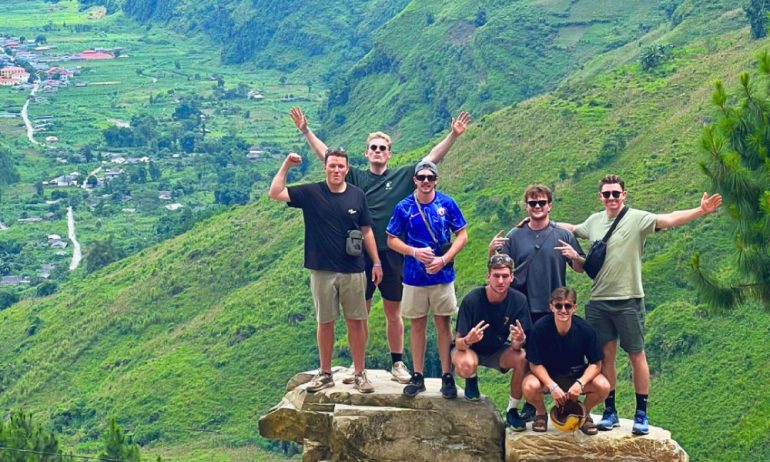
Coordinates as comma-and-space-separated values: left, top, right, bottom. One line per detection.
512, 222, 556, 273
601, 206, 629, 243
414, 193, 441, 246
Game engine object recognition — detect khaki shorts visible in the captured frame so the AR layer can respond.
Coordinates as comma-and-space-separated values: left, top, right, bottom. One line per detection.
401, 282, 457, 319
310, 270, 368, 324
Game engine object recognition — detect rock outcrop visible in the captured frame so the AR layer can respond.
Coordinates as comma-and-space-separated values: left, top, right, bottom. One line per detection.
259, 368, 505, 461
260, 369, 689, 462
506, 418, 689, 462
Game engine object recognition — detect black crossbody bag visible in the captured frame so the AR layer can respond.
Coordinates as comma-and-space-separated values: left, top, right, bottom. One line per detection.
583, 206, 628, 279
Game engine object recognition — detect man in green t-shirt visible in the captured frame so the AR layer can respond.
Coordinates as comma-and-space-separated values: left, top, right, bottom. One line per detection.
560, 174, 721, 436
290, 106, 471, 384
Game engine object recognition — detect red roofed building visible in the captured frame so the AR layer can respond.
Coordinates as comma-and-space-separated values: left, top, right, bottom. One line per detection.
0, 66, 30, 86
73, 50, 114, 60
3, 41, 18, 47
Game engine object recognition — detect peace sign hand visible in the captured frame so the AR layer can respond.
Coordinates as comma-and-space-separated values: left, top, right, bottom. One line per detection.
509, 319, 526, 349
465, 321, 489, 346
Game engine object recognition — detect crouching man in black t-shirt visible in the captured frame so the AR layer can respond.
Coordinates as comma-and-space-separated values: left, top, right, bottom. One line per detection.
269, 149, 383, 394
522, 287, 610, 435
451, 254, 532, 431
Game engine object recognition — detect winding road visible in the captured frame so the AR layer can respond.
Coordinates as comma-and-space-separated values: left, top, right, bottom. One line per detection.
21, 81, 40, 145
67, 207, 82, 270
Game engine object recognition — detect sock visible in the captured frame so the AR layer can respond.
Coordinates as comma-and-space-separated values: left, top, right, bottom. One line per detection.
605, 389, 616, 410
413, 372, 424, 381
636, 393, 648, 414
507, 396, 520, 412
391, 352, 403, 364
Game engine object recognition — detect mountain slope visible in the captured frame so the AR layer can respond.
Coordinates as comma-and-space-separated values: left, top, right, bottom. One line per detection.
2, 1, 769, 462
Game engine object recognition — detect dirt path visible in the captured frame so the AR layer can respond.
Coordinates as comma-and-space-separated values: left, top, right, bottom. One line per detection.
67, 207, 82, 270
22, 82, 40, 145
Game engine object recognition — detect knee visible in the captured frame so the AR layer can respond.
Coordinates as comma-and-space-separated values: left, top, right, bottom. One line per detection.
593, 374, 611, 395
455, 359, 477, 378
522, 376, 541, 398
628, 350, 647, 365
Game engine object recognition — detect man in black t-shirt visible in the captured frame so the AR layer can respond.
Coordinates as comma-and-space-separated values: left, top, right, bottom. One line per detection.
291, 106, 471, 384
451, 254, 532, 431
269, 149, 383, 394
522, 287, 610, 435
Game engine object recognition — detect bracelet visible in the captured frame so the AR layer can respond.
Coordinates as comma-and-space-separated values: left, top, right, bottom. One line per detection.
548, 382, 558, 392
576, 379, 585, 390
412, 248, 417, 258
440, 256, 446, 265
373, 263, 382, 268
300, 128, 309, 135
462, 337, 470, 347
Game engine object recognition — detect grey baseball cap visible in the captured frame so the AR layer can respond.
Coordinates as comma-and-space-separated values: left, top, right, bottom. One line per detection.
414, 160, 438, 176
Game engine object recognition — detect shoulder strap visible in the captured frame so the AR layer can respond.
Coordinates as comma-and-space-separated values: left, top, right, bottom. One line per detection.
414, 193, 440, 246
601, 207, 629, 243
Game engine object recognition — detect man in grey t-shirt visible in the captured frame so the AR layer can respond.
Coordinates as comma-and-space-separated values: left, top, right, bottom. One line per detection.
489, 185, 585, 325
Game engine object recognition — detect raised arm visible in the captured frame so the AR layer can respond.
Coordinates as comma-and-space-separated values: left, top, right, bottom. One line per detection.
268, 153, 302, 203
290, 106, 328, 162
423, 111, 471, 164
655, 192, 722, 229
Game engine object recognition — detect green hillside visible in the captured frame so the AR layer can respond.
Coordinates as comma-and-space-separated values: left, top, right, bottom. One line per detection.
1, 1, 769, 462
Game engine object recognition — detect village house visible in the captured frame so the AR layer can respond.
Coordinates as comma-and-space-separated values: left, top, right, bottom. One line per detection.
0, 65, 30, 86
158, 191, 172, 201
47, 173, 79, 187
0, 276, 30, 286
104, 168, 124, 181
165, 203, 183, 211
39, 263, 56, 279
73, 50, 114, 60
49, 239, 67, 249
17, 217, 43, 223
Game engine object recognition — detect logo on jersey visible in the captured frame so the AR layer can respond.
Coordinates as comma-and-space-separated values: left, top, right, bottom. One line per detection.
348, 209, 358, 215
436, 207, 446, 217
385, 181, 393, 190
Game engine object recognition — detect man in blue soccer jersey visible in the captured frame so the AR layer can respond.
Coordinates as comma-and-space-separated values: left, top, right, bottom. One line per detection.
386, 160, 468, 398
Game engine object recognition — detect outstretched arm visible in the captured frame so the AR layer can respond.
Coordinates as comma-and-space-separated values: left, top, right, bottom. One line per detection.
655, 192, 722, 229
423, 111, 471, 164
268, 153, 302, 202
290, 106, 328, 162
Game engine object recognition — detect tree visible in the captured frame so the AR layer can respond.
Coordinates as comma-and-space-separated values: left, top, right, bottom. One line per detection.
148, 161, 161, 181
0, 145, 20, 203
35, 34, 47, 44
744, 0, 768, 39
0, 411, 62, 461
86, 175, 98, 188
100, 418, 140, 462
85, 236, 122, 273
694, 50, 770, 309
0, 291, 19, 310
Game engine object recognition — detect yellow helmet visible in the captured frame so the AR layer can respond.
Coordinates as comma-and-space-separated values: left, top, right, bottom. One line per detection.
550, 400, 586, 432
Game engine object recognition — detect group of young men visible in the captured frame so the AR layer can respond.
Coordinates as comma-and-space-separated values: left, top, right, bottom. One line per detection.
268, 107, 722, 435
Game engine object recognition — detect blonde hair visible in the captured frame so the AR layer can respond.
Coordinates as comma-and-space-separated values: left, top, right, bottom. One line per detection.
366, 131, 392, 148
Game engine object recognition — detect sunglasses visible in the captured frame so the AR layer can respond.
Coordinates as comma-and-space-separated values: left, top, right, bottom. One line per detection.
553, 302, 574, 312
601, 190, 623, 199
489, 254, 514, 266
369, 144, 389, 152
526, 200, 548, 208
415, 174, 437, 182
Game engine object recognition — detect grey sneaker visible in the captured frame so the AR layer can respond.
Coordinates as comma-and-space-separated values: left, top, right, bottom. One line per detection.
306, 372, 334, 393
390, 361, 412, 384
354, 370, 375, 394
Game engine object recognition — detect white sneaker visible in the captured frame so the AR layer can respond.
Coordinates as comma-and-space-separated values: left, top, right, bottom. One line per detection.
390, 361, 412, 384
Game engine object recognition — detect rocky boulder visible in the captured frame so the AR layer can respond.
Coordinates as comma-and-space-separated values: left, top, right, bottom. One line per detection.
259, 368, 505, 461
260, 369, 689, 462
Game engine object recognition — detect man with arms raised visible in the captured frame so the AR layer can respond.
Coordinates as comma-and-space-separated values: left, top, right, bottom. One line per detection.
386, 160, 468, 399
268, 148, 382, 394
522, 287, 610, 434
290, 106, 470, 384
560, 175, 722, 435
488, 184, 585, 422
452, 254, 531, 431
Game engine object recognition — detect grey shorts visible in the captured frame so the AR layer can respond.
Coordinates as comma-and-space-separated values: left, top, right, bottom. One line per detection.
310, 270, 368, 324
585, 298, 645, 353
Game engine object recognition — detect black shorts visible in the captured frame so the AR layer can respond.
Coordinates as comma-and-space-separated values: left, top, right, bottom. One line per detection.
365, 249, 403, 302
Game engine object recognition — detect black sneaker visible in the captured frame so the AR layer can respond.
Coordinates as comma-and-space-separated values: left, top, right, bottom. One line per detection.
440, 373, 458, 399
403, 373, 426, 397
464, 377, 480, 401
506, 408, 526, 432
520, 402, 536, 423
